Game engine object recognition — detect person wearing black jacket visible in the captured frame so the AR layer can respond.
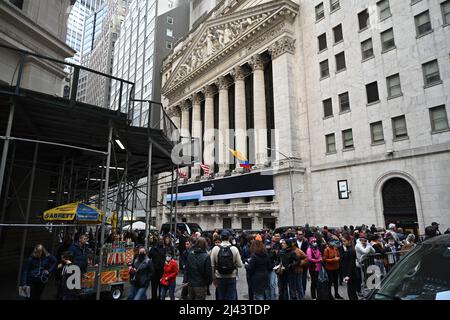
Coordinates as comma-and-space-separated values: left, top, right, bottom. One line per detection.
278, 239, 299, 300
148, 236, 167, 300
247, 240, 273, 300
342, 234, 358, 300
186, 237, 213, 300
128, 247, 154, 300
296, 230, 309, 295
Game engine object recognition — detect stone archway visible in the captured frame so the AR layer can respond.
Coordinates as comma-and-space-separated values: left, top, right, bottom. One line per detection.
374, 172, 425, 235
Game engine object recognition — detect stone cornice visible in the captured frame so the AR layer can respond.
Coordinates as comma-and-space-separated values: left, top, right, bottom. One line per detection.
268, 35, 296, 59
0, 2, 75, 59
162, 0, 299, 100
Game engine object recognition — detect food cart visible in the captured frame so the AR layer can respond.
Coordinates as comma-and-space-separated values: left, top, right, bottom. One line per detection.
43, 203, 135, 300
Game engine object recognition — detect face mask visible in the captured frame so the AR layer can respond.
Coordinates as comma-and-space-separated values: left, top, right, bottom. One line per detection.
312, 242, 318, 248
166, 256, 172, 262
139, 252, 146, 257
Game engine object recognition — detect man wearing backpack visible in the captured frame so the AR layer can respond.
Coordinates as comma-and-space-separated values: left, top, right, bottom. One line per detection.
210, 229, 243, 300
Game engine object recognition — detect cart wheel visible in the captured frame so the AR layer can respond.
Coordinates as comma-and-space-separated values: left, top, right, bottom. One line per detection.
110, 285, 123, 300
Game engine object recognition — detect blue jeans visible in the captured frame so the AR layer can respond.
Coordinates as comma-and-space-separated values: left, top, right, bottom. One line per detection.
268, 271, 278, 300
217, 277, 238, 300
254, 288, 270, 301
160, 282, 176, 300
128, 284, 148, 300
287, 272, 299, 300
294, 273, 304, 300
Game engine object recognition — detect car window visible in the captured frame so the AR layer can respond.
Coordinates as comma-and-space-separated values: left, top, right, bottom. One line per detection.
374, 245, 450, 300
187, 224, 202, 234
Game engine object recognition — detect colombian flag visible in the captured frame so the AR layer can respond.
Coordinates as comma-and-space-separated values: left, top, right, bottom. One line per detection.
229, 149, 252, 170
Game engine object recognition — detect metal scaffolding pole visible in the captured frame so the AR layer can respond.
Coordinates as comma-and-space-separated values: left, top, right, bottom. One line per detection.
0, 101, 16, 200
174, 166, 179, 235
0, 142, 16, 239
16, 143, 39, 288
96, 122, 113, 300
169, 168, 174, 234
145, 150, 152, 249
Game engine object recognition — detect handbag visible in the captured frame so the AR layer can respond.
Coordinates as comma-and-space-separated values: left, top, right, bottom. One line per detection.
160, 277, 169, 286
18, 286, 30, 298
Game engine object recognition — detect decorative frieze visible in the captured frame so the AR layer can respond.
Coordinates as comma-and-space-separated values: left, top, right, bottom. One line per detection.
162, 1, 299, 99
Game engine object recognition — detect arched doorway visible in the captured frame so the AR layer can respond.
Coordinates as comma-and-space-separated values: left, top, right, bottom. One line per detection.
382, 178, 419, 236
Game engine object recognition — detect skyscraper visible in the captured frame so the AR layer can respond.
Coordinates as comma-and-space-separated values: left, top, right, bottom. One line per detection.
66, 0, 104, 66
77, 0, 130, 108
110, 0, 190, 126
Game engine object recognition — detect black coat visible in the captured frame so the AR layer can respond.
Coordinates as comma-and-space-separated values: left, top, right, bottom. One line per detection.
130, 256, 154, 288
247, 252, 273, 293
279, 248, 299, 271
186, 248, 212, 287
342, 246, 358, 279
149, 245, 167, 272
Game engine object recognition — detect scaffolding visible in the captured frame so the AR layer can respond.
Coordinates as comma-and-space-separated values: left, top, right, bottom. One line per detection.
0, 44, 180, 300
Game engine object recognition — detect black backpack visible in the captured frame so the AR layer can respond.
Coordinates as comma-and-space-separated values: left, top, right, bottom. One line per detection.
217, 246, 235, 275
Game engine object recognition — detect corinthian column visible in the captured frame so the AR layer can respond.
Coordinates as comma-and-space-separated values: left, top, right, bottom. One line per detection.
249, 54, 268, 166
202, 85, 215, 175
180, 100, 191, 177
191, 93, 202, 177
217, 76, 230, 174
231, 66, 247, 171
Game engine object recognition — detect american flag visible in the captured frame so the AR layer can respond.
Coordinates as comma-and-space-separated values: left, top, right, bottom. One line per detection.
200, 163, 210, 175
177, 169, 187, 179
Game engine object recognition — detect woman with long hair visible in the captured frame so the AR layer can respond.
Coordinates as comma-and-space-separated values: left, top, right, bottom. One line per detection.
246, 240, 273, 300
20, 244, 57, 300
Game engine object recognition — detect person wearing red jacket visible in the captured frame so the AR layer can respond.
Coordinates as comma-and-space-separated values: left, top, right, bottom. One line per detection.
160, 253, 179, 300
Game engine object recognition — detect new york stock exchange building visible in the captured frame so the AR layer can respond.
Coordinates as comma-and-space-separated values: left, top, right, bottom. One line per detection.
156, 0, 450, 234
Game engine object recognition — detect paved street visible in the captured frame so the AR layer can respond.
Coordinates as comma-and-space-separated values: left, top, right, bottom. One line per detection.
123, 268, 350, 301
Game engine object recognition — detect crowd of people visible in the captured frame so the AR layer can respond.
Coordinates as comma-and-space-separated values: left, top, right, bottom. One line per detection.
18, 221, 448, 300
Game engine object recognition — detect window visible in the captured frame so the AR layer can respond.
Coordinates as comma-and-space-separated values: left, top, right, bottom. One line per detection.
335, 52, 346, 71
333, 24, 343, 43
167, 16, 174, 24
361, 38, 374, 60
429, 106, 449, 132
166, 28, 173, 37
168, 0, 173, 8
442, 1, 450, 25
392, 116, 408, 139
241, 218, 252, 230
166, 41, 173, 49
422, 60, 441, 86
330, 0, 340, 12
378, 0, 391, 20
366, 81, 380, 104
387, 74, 402, 98
316, 3, 325, 21
318, 33, 327, 52
326, 134, 336, 153
415, 11, 432, 36
342, 129, 354, 149
223, 218, 232, 229
320, 60, 330, 78
371, 122, 385, 143
323, 98, 333, 117
339, 92, 350, 112
358, 9, 370, 31
381, 28, 395, 51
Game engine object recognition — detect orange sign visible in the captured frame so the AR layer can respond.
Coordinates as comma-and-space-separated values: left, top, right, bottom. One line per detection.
119, 268, 130, 282
82, 272, 96, 289
101, 271, 117, 285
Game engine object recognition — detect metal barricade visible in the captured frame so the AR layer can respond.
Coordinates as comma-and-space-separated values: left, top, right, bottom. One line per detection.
359, 250, 411, 293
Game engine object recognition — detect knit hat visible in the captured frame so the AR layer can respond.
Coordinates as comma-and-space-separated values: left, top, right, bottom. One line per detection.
255, 234, 263, 242
309, 237, 317, 244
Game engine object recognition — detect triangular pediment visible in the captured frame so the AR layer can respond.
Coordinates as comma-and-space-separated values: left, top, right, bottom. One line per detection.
162, 0, 299, 97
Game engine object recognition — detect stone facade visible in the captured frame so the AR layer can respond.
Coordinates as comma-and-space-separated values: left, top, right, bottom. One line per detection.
0, 0, 75, 94
157, 0, 450, 233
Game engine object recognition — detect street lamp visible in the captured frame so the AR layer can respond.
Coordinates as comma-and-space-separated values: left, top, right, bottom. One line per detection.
267, 147, 296, 226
